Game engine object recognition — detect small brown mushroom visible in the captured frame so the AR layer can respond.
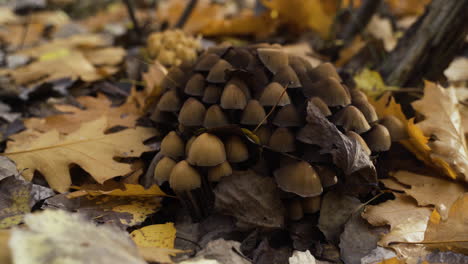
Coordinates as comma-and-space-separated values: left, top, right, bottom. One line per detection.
273, 65, 301, 88
154, 156, 176, 185
226, 78, 251, 100
269, 127, 296, 152
220, 84, 247, 110
161, 67, 186, 90
185, 136, 196, 155
288, 199, 304, 221
157, 90, 181, 111
308, 62, 342, 82
333, 105, 371, 134
309, 97, 331, 117
160, 131, 185, 159
202, 85, 222, 104
302, 196, 321, 214
206, 59, 233, 83
274, 160, 323, 197
254, 125, 272, 145
195, 53, 220, 71
259, 82, 291, 107
241, 100, 266, 125
185, 73, 205, 96
203, 105, 229, 128
208, 161, 233, 182
380, 115, 408, 141
273, 104, 303, 127
346, 131, 371, 155
306, 77, 351, 107
187, 133, 226, 166
178, 98, 206, 126
353, 99, 378, 123
315, 166, 338, 188
350, 89, 368, 103
363, 124, 391, 152
225, 136, 249, 163
257, 48, 289, 74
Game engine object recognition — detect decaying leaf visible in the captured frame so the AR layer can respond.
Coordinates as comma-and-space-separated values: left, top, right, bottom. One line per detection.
0, 157, 17, 181
182, 239, 250, 264
214, 171, 285, 228
297, 101, 377, 188
354, 69, 400, 100
423, 194, 468, 254
370, 92, 458, 181
4, 117, 154, 192
383, 171, 467, 220
9, 210, 147, 264
411, 82, 468, 182
362, 194, 432, 248
25, 93, 143, 134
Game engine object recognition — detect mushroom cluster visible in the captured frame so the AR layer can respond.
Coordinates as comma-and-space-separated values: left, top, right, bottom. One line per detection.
151, 43, 404, 221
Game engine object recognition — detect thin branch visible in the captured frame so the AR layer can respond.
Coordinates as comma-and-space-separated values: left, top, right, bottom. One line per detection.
175, 0, 198, 29
123, 0, 141, 36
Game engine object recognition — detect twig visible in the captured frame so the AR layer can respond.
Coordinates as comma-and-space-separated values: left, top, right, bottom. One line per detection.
339, 0, 382, 43
175, 0, 198, 29
123, 0, 142, 36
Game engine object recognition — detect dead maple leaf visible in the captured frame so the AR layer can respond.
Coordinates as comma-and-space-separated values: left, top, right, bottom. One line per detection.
3, 117, 155, 193
411, 81, 468, 182
25, 93, 142, 134
381, 171, 467, 220
423, 194, 468, 254
370, 92, 458, 181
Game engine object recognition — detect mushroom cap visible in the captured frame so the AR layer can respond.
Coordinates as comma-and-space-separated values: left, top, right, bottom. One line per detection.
206, 59, 233, 83
202, 85, 222, 104
220, 83, 248, 109
187, 133, 226, 166
185, 136, 196, 155
363, 124, 391, 152
274, 161, 323, 197
160, 131, 185, 159
333, 105, 371, 134
302, 196, 321, 214
206, 44, 231, 56
224, 48, 253, 68
273, 104, 303, 127
169, 160, 201, 191
288, 199, 304, 221
346, 131, 371, 155
150, 109, 175, 123
307, 77, 351, 107
350, 89, 368, 103
161, 67, 186, 90
154, 156, 176, 185
226, 78, 251, 100
225, 136, 249, 163
380, 115, 407, 141
185, 73, 205, 96
309, 97, 331, 117
241, 100, 266, 125
254, 125, 272, 145
208, 161, 233, 182
308, 62, 342, 82
315, 166, 337, 188
259, 82, 291, 107
273, 65, 301, 88
269, 127, 296, 152
178, 98, 206, 126
257, 48, 289, 74
204, 105, 229, 128
157, 90, 181, 111
353, 99, 378, 123
195, 53, 220, 71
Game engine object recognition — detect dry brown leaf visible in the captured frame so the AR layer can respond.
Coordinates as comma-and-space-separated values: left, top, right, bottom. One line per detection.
67, 183, 166, 199
4, 117, 154, 193
362, 194, 432, 247
412, 82, 468, 182
424, 194, 468, 254
370, 92, 458, 181
388, 171, 467, 220
25, 93, 142, 134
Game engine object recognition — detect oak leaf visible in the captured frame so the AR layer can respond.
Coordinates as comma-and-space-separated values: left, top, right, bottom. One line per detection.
3, 117, 155, 193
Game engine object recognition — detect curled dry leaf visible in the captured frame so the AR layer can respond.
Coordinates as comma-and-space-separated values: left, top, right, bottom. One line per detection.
423, 194, 468, 254
214, 171, 285, 228
382, 171, 467, 220
411, 82, 468, 182
4, 117, 155, 193
9, 210, 147, 264
297, 101, 377, 188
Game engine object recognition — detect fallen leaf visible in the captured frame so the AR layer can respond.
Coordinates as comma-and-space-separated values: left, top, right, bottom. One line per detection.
412, 81, 468, 182
444, 57, 468, 83
0, 230, 11, 264
318, 190, 363, 243
0, 157, 17, 181
387, 171, 467, 220
365, 15, 397, 52
0, 177, 31, 228
131, 223, 176, 248
289, 250, 317, 264
9, 210, 147, 264
361, 247, 397, 264
362, 194, 432, 248
370, 92, 457, 181
386, 0, 430, 16
25, 93, 143, 134
67, 183, 166, 198
354, 69, 400, 100
423, 194, 468, 254
4, 117, 154, 192
182, 239, 250, 264
214, 171, 285, 228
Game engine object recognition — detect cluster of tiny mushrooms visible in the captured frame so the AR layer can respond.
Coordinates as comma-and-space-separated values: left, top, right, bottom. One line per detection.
151, 43, 407, 222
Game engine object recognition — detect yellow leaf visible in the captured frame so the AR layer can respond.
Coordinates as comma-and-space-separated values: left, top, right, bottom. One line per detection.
67, 184, 166, 198
3, 118, 155, 193
377, 257, 406, 264
131, 223, 176, 248
354, 69, 400, 99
